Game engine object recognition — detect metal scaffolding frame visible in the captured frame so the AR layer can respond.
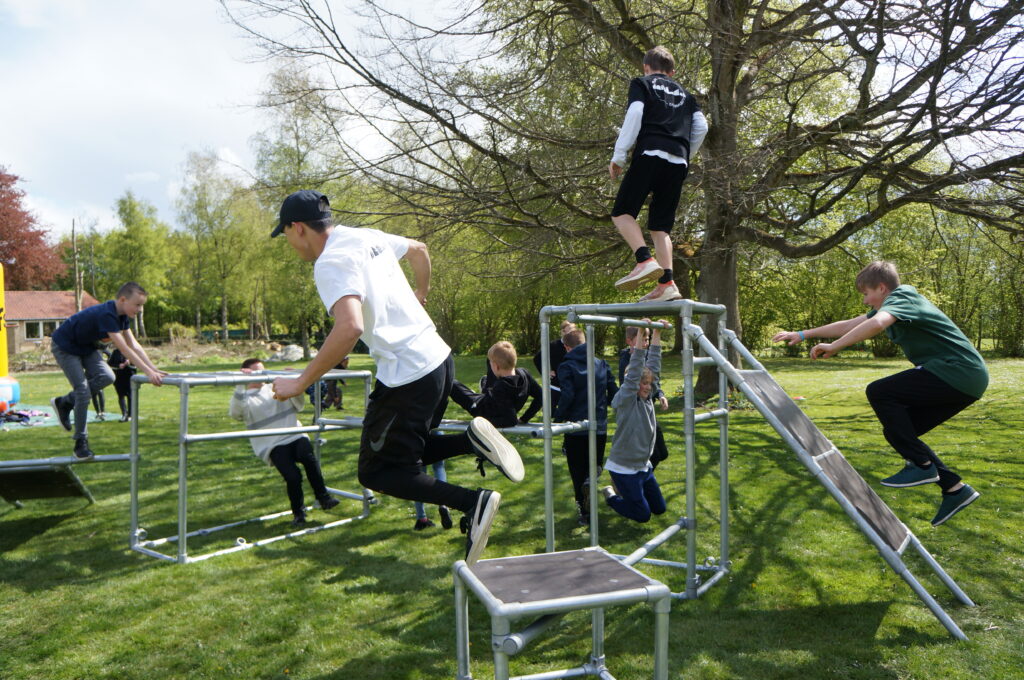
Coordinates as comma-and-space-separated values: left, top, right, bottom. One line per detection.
539, 299, 732, 602
129, 369, 374, 564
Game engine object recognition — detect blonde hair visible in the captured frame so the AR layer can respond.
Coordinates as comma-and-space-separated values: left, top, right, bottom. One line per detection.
855, 261, 901, 291
640, 368, 655, 392
487, 341, 517, 371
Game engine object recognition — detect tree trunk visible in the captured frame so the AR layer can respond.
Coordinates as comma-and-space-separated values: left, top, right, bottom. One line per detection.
694, 219, 741, 396
221, 293, 229, 344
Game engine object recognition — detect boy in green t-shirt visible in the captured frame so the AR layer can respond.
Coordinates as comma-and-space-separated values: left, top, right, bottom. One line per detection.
773, 261, 987, 526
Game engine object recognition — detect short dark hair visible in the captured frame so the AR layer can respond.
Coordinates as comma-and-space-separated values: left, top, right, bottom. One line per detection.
301, 216, 334, 233
625, 326, 640, 342
563, 329, 585, 349
117, 282, 147, 299
643, 46, 675, 73
855, 261, 901, 291
241, 358, 263, 369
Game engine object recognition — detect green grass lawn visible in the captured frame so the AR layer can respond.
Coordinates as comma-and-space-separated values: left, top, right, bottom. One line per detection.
1, 354, 1022, 679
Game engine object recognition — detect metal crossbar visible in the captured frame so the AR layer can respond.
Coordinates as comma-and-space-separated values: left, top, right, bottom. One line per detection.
128, 369, 374, 564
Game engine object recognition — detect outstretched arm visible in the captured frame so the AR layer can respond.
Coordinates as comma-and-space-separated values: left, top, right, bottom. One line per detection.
773, 315, 868, 346
810, 312, 896, 359
273, 296, 363, 400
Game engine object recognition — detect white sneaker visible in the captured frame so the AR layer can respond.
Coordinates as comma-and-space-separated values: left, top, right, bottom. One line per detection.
639, 281, 683, 303
468, 417, 524, 483
464, 489, 501, 563
614, 258, 662, 291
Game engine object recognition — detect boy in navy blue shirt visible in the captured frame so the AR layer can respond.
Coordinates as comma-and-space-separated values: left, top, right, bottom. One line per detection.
609, 46, 707, 303
552, 329, 618, 526
50, 282, 167, 459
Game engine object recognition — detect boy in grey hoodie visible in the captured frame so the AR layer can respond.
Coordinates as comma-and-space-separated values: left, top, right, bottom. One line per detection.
229, 359, 339, 526
602, 325, 667, 523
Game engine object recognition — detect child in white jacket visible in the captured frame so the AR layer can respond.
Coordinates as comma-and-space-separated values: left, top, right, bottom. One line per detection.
229, 359, 338, 526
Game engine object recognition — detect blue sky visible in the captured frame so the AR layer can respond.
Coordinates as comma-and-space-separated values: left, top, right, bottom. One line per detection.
0, 0, 273, 238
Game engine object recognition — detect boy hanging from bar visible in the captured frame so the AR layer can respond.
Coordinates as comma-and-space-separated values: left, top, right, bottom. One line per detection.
602, 322, 668, 523
230, 358, 340, 527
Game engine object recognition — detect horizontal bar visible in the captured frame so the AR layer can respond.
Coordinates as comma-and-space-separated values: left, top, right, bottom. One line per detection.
0, 454, 131, 469
693, 408, 729, 424
571, 315, 673, 331
541, 300, 726, 319
133, 369, 370, 387
692, 356, 719, 367
621, 517, 686, 566
513, 667, 590, 680
183, 424, 346, 444
695, 569, 729, 597
130, 544, 179, 562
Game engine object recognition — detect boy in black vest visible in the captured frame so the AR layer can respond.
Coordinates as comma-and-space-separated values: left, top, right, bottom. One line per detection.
610, 46, 708, 303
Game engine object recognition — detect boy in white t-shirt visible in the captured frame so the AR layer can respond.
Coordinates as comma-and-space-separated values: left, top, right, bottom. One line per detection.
268, 190, 525, 563
229, 358, 339, 526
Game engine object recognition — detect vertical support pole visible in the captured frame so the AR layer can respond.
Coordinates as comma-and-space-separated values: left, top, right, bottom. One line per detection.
129, 379, 140, 547
653, 595, 672, 680
717, 315, 730, 573
454, 568, 472, 680
583, 323, 605, 666
681, 304, 698, 598
313, 378, 323, 463
176, 382, 191, 564
585, 323, 599, 547
491, 615, 512, 680
540, 316, 555, 553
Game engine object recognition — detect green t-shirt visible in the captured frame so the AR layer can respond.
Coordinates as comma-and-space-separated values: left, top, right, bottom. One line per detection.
866, 285, 988, 398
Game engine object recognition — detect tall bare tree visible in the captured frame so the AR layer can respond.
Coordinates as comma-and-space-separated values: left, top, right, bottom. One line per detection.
223, 0, 1024, 382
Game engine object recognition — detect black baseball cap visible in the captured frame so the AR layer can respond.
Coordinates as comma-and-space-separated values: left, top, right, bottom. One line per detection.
271, 190, 332, 238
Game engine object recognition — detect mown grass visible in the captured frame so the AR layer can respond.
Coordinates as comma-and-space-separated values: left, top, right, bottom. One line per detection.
1, 354, 1022, 679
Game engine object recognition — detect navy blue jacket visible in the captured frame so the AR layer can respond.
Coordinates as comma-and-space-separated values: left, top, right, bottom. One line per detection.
552, 344, 618, 434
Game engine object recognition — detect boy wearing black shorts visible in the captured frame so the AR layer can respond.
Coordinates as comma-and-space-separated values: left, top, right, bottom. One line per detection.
610, 46, 708, 302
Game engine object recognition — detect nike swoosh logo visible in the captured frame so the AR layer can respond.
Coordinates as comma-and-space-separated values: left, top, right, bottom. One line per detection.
369, 414, 398, 452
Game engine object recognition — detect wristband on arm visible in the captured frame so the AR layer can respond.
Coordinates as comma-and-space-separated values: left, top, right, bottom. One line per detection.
798, 330, 806, 341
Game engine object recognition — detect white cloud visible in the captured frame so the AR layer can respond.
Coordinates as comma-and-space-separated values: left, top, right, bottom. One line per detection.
0, 0, 273, 239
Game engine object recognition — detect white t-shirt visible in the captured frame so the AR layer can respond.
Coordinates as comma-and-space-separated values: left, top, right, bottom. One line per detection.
314, 226, 450, 387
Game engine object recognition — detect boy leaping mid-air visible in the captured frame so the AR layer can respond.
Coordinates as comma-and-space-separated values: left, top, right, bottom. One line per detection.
773, 261, 987, 526
603, 323, 668, 523
609, 45, 707, 303
50, 282, 167, 459
269, 190, 524, 563
230, 358, 340, 527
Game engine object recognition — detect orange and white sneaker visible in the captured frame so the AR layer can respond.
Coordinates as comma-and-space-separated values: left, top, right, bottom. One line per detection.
639, 281, 683, 303
614, 258, 662, 291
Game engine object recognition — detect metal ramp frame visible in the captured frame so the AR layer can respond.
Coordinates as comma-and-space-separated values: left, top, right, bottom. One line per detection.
698, 325, 976, 640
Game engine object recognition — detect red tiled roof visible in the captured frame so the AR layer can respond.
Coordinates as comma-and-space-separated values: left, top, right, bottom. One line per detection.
4, 291, 101, 321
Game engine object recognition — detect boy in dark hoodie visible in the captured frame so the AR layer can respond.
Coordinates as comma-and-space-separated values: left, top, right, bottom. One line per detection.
552, 329, 618, 525
449, 341, 543, 427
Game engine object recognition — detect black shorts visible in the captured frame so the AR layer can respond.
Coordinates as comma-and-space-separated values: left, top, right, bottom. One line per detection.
611, 154, 689, 233
358, 354, 453, 477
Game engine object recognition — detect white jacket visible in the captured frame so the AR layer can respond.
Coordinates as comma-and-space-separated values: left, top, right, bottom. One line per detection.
228, 383, 307, 464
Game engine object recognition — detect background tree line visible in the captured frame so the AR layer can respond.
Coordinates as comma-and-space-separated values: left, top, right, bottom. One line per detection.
3, 0, 1024, 360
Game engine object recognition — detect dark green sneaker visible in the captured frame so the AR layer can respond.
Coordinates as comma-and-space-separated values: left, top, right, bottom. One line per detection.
880, 462, 939, 488
931, 485, 980, 526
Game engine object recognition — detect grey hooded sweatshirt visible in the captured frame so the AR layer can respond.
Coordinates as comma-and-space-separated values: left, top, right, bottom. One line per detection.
608, 344, 661, 470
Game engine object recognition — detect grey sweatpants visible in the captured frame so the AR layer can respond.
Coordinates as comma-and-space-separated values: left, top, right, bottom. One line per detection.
52, 344, 114, 441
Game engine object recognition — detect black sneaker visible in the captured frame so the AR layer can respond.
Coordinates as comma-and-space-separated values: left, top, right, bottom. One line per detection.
51, 396, 72, 431
462, 489, 501, 564
467, 417, 524, 483
438, 505, 453, 530
318, 495, 340, 511
931, 485, 980, 526
413, 517, 435, 531
881, 462, 939, 488
579, 479, 591, 514
290, 513, 307, 527
73, 437, 95, 460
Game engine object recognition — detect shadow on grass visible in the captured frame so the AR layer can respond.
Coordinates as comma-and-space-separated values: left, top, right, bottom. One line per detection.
0, 511, 80, 553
